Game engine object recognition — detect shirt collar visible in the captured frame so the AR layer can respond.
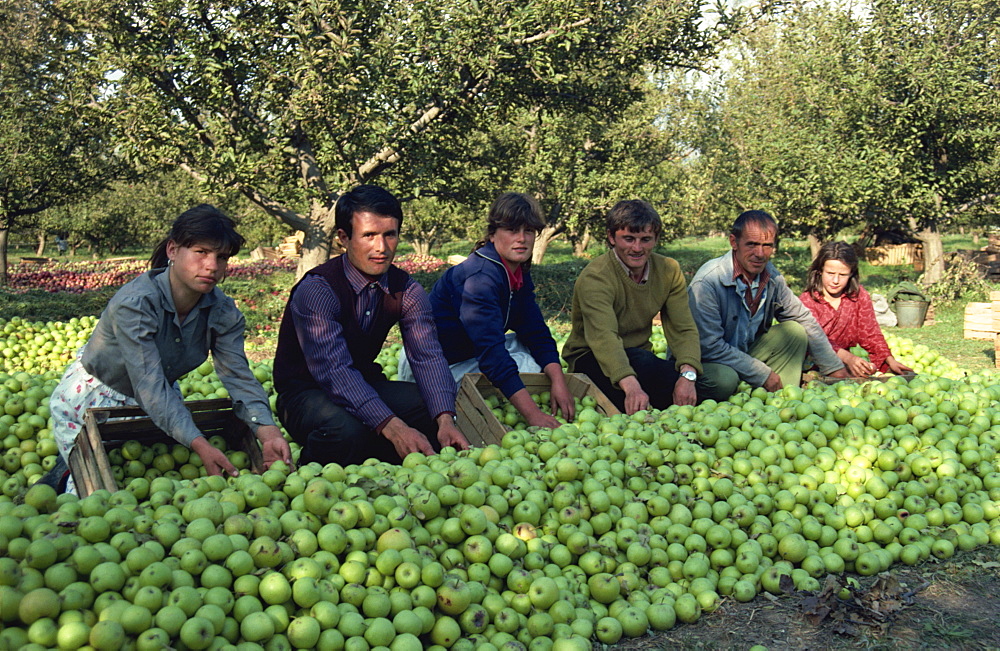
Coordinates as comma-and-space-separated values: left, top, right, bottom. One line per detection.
343, 255, 389, 294
613, 250, 650, 284
499, 257, 524, 292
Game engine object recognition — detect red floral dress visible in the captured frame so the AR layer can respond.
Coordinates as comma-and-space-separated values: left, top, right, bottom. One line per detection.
798, 286, 892, 372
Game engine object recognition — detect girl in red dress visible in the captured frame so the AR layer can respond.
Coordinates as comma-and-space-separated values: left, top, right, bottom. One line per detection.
799, 241, 912, 377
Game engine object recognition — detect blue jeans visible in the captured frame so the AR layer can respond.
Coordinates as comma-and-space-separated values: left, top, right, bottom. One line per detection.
276, 381, 439, 466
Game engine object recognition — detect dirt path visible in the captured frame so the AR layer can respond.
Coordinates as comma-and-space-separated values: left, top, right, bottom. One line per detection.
617, 546, 1000, 650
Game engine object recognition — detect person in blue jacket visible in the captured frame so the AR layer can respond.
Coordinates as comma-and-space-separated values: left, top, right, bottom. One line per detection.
399, 192, 575, 428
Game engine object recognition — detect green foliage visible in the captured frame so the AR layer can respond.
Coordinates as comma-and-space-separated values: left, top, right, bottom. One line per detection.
0, 0, 130, 281
0, 287, 116, 322
697, 0, 1000, 240
921, 254, 998, 303
58, 0, 723, 272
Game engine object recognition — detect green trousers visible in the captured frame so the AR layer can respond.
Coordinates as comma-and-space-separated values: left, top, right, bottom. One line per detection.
698, 320, 808, 402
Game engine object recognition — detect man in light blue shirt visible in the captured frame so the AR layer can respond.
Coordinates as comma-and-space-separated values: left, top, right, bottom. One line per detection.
688, 210, 847, 401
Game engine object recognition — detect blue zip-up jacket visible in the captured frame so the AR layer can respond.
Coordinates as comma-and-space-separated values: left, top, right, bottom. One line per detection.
429, 242, 560, 398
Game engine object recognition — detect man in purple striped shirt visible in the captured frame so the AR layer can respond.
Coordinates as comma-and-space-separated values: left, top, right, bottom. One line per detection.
273, 185, 469, 466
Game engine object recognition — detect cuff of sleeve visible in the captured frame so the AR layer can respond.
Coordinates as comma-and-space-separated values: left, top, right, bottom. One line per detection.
374, 415, 395, 436
496, 374, 527, 399
675, 358, 703, 375
174, 426, 203, 448
609, 365, 636, 388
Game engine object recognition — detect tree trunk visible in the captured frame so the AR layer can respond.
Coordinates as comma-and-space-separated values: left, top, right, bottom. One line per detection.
572, 227, 591, 257
36, 231, 46, 256
973, 232, 980, 246
806, 233, 822, 260
532, 224, 562, 265
909, 217, 944, 284
294, 207, 337, 280
0, 228, 8, 286
410, 239, 432, 257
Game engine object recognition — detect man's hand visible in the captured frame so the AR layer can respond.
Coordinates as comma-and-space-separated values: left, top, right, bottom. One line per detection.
618, 375, 649, 415
545, 365, 576, 422
827, 368, 849, 379
673, 377, 697, 406
763, 371, 783, 393
837, 349, 875, 377
435, 414, 470, 451
191, 436, 238, 478
381, 417, 436, 459
885, 355, 913, 375
255, 425, 294, 470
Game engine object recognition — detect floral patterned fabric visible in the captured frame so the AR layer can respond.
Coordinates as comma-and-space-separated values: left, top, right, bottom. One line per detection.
49, 355, 145, 494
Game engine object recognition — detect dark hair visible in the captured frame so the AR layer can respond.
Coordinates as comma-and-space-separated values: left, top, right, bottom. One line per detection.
605, 200, 662, 241
335, 185, 404, 238
805, 241, 861, 299
149, 204, 244, 269
487, 193, 545, 237
731, 210, 779, 241
473, 192, 545, 252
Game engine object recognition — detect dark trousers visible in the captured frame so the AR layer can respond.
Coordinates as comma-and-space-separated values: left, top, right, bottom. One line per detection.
572, 348, 682, 412
276, 381, 439, 467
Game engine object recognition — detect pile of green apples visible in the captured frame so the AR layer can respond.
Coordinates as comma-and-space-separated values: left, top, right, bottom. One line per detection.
885, 333, 963, 379
1, 365, 999, 649
0, 317, 95, 376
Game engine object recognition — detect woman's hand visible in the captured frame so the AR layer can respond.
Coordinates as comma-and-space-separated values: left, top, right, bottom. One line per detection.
190, 436, 238, 478
256, 425, 294, 470
837, 349, 875, 377
547, 368, 576, 422
885, 355, 914, 376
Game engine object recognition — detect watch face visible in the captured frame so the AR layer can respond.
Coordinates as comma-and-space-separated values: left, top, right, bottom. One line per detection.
682, 371, 697, 382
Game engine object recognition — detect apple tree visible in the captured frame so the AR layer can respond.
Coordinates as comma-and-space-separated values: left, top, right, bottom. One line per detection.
56, 0, 721, 276
702, 0, 1000, 279
0, 0, 127, 283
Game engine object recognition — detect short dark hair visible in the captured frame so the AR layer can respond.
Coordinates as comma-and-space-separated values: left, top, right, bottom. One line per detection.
805, 241, 861, 299
605, 200, 662, 241
149, 204, 244, 269
335, 185, 404, 238
486, 193, 545, 238
731, 210, 778, 240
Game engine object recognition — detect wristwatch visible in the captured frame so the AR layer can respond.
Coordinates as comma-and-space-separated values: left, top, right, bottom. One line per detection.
681, 370, 697, 382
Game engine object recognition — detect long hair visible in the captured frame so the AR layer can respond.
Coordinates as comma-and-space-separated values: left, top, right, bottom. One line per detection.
149, 205, 244, 269
805, 241, 861, 299
473, 192, 545, 252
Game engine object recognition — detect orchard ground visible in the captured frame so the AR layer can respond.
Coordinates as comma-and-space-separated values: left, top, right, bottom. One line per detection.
5, 233, 1000, 651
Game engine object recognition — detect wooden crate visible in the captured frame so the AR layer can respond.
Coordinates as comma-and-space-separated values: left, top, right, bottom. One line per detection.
68, 398, 264, 497
866, 243, 924, 271
992, 291, 1000, 331
964, 302, 996, 340
456, 373, 619, 447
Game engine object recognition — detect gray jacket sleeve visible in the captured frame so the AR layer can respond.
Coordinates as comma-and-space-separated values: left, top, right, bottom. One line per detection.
771, 276, 845, 375
688, 278, 774, 387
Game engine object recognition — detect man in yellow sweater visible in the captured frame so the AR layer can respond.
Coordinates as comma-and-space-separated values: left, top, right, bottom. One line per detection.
562, 200, 703, 414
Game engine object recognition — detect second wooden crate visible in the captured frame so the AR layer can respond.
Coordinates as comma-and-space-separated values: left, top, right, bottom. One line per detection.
456, 372, 620, 447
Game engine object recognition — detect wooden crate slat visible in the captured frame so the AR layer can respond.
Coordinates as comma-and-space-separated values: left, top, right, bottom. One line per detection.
69, 399, 263, 496
455, 373, 620, 447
